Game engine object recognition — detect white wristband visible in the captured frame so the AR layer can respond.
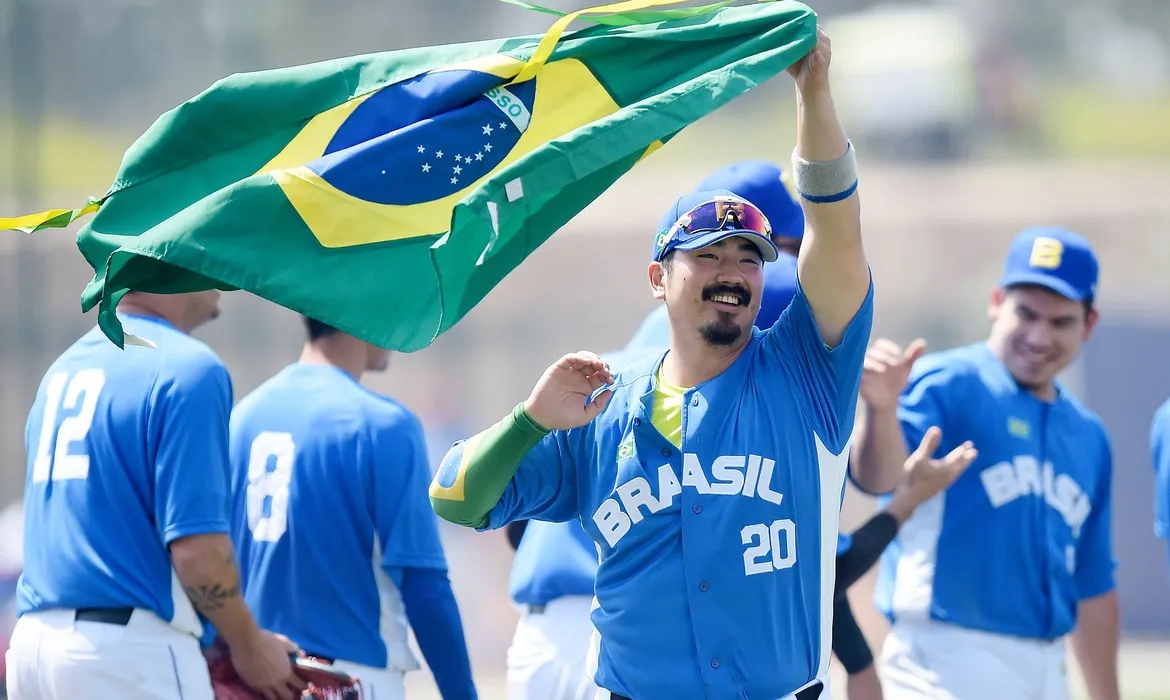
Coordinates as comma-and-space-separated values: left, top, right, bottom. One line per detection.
791, 140, 858, 203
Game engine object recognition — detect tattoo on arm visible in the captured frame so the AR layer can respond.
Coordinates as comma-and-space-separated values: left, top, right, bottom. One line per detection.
184, 581, 241, 614
183, 551, 242, 614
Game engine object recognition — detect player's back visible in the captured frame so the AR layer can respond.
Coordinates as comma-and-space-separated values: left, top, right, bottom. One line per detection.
18, 313, 230, 634
229, 363, 434, 671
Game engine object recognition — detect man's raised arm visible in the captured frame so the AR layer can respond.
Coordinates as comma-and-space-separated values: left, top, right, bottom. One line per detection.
787, 26, 871, 347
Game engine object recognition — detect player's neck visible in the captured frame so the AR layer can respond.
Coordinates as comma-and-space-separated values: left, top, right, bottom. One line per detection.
116, 299, 187, 333
298, 341, 365, 382
661, 331, 748, 388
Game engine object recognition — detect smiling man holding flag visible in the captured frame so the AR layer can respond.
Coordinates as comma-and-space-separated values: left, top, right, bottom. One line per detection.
420, 18, 966, 700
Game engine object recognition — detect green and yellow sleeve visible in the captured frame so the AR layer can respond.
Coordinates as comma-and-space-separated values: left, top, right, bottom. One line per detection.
429, 402, 550, 529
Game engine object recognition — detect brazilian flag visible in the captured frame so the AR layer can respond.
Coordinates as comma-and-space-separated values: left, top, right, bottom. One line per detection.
3, 0, 817, 351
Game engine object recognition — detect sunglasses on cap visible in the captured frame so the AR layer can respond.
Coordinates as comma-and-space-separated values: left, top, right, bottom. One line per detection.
655, 196, 777, 262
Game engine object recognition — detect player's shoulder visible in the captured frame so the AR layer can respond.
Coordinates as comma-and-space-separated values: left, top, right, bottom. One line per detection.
1153, 396, 1170, 433
357, 388, 425, 438
907, 343, 989, 387
1055, 385, 1110, 444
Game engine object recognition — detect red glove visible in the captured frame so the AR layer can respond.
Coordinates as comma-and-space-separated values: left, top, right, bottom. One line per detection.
206, 642, 363, 700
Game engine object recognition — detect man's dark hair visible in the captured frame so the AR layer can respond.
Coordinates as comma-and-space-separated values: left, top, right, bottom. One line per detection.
1005, 283, 1094, 320
303, 315, 341, 341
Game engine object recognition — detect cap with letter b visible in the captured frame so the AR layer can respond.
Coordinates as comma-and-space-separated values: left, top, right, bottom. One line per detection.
998, 226, 1099, 302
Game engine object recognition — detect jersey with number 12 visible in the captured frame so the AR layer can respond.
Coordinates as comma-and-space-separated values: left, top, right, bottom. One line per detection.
228, 363, 448, 670
18, 313, 232, 637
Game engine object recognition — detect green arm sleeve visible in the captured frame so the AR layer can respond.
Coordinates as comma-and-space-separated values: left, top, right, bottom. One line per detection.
429, 403, 550, 529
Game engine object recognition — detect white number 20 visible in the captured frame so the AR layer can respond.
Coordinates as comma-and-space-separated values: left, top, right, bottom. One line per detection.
32, 369, 107, 483
741, 519, 797, 576
245, 432, 296, 543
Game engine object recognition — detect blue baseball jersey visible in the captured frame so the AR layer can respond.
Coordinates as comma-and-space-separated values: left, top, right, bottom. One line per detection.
874, 342, 1116, 640
1150, 398, 1170, 564
482, 282, 874, 700
18, 313, 231, 638
509, 519, 599, 606
229, 363, 448, 670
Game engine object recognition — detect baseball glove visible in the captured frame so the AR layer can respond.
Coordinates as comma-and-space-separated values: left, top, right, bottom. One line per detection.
206, 642, 363, 700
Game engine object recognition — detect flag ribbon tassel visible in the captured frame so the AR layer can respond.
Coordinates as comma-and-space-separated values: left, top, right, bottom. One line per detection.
0, 197, 102, 234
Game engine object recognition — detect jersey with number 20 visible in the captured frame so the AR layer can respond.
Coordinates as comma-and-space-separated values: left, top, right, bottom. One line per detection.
228, 363, 448, 670
481, 283, 874, 700
19, 314, 231, 638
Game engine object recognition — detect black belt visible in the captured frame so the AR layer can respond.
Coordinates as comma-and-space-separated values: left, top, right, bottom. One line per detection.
75, 608, 134, 626
610, 680, 822, 700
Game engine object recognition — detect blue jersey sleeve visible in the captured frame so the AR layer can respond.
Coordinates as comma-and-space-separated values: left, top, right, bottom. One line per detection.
153, 353, 234, 545
764, 278, 875, 453
1151, 399, 1170, 542
372, 411, 449, 571
1075, 433, 1116, 599
483, 428, 580, 530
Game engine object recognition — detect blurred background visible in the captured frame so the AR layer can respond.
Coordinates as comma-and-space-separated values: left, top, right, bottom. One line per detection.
1, 0, 1169, 697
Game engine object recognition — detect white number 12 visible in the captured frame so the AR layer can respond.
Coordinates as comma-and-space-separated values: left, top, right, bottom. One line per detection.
741, 519, 797, 576
32, 369, 107, 483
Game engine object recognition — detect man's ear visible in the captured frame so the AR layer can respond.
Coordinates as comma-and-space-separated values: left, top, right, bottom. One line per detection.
649, 261, 667, 301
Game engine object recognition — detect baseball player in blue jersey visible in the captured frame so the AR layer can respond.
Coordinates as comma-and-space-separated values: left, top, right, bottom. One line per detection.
429, 29, 891, 700
228, 316, 477, 700
8, 291, 306, 700
502, 234, 805, 700
854, 227, 1121, 700
1150, 398, 1170, 575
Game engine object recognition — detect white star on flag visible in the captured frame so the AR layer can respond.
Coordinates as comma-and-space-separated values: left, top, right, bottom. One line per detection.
484, 143, 493, 152
450, 176, 458, 184
474, 152, 484, 161
453, 165, 462, 175
498, 122, 507, 130
417, 145, 425, 153
421, 163, 431, 173
435, 150, 444, 158
483, 124, 493, 135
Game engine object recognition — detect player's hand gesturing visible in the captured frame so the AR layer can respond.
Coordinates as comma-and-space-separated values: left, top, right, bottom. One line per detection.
524, 351, 615, 430
860, 338, 927, 413
887, 427, 978, 523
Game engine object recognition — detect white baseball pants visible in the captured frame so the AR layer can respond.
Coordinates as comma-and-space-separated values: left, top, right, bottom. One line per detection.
328, 658, 404, 700
5, 608, 213, 700
878, 620, 1069, 700
508, 595, 599, 700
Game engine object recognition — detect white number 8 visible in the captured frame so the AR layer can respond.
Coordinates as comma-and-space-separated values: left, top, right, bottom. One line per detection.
245, 432, 296, 543
741, 519, 797, 576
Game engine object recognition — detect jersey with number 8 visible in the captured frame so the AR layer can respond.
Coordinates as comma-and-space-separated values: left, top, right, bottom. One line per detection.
478, 283, 874, 700
19, 313, 232, 635
228, 363, 448, 671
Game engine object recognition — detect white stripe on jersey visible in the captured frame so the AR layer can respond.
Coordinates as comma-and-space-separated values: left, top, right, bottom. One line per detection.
891, 492, 946, 620
371, 535, 421, 673
814, 433, 849, 679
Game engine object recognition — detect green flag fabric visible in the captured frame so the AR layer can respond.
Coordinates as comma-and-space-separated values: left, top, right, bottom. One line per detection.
4, 0, 817, 351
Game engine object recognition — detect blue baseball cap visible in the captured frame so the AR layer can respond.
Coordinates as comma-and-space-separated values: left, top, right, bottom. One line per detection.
652, 189, 780, 263
753, 251, 799, 330
695, 160, 805, 240
998, 226, 1099, 302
